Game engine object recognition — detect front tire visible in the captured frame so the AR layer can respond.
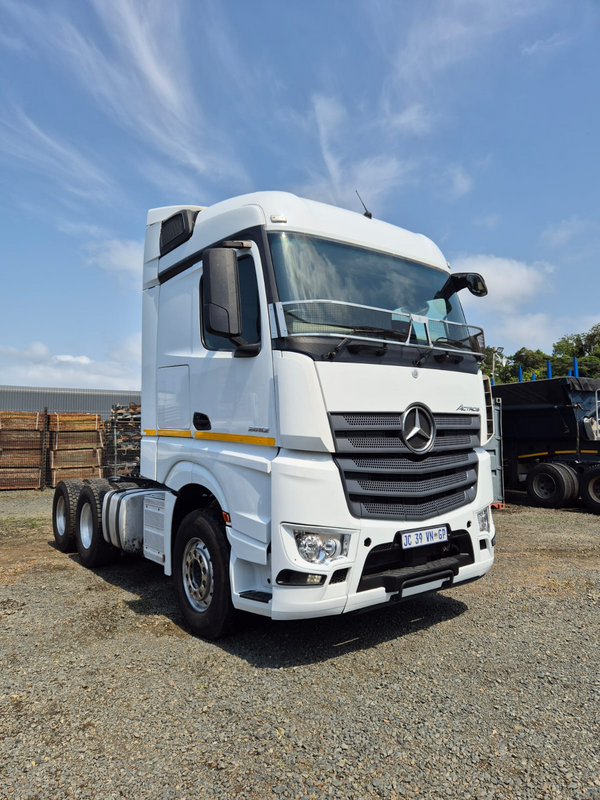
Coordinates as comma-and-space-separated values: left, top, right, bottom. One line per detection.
173, 509, 236, 639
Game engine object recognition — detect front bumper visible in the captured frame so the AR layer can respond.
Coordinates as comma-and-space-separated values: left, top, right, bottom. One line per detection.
267, 449, 495, 620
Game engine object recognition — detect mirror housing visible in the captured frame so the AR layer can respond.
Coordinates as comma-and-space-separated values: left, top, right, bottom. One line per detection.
202, 248, 242, 338
435, 272, 488, 301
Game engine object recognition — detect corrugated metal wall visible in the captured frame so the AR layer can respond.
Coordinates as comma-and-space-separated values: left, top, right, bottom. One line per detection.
0, 385, 141, 420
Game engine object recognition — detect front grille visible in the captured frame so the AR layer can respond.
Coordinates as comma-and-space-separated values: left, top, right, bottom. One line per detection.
330, 411, 480, 521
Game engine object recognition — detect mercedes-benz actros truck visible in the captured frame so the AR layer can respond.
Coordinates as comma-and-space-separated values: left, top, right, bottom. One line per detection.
52, 192, 495, 638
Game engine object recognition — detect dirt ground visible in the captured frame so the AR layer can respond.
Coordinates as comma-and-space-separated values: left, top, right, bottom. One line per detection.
0, 490, 599, 799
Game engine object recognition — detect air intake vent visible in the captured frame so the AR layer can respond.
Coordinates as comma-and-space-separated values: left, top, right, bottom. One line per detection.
160, 209, 200, 257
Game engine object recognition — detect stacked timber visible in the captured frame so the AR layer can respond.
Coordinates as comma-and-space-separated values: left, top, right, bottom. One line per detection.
0, 412, 45, 490
48, 413, 103, 487
101, 404, 141, 478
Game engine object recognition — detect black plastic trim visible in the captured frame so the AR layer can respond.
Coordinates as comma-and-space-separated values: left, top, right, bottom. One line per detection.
160, 210, 199, 257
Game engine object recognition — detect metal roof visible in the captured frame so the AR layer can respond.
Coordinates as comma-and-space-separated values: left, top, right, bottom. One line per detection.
0, 385, 140, 420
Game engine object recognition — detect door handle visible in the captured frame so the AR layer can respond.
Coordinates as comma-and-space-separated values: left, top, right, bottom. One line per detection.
193, 412, 212, 431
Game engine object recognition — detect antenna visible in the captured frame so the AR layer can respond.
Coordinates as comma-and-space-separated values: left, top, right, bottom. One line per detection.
355, 190, 373, 219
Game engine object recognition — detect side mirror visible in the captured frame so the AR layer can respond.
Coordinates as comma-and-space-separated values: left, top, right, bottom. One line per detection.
202, 248, 242, 337
435, 272, 488, 300
464, 273, 487, 297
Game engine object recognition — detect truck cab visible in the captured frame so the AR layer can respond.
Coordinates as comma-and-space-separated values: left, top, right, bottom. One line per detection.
54, 191, 495, 638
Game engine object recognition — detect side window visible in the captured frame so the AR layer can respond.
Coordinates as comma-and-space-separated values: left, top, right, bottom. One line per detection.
201, 254, 261, 351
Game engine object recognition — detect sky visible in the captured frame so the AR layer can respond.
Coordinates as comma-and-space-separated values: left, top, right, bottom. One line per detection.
1, 0, 599, 389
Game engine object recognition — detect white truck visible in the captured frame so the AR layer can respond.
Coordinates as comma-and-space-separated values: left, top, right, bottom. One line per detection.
52, 192, 495, 638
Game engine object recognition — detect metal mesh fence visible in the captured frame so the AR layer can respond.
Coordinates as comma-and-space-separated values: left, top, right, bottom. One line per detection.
0, 404, 141, 490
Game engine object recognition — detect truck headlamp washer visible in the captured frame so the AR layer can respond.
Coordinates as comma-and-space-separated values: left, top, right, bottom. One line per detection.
401, 404, 436, 454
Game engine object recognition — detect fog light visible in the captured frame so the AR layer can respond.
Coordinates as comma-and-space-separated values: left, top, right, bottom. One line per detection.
477, 505, 491, 533
293, 527, 351, 565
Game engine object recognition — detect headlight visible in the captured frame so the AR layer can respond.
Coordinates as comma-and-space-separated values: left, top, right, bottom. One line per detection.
293, 527, 351, 565
477, 505, 491, 533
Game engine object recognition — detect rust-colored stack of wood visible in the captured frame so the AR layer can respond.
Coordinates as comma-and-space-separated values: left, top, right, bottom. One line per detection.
48, 413, 103, 487
0, 412, 45, 490
101, 404, 141, 478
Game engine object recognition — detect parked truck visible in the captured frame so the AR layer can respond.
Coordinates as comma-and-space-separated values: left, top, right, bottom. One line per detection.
52, 192, 496, 638
493, 376, 600, 512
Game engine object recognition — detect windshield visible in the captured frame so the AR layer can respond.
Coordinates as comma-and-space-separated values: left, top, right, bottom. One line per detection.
268, 232, 483, 353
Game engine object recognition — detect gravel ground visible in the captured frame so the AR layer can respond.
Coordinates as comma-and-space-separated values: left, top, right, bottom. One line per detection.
0, 490, 599, 800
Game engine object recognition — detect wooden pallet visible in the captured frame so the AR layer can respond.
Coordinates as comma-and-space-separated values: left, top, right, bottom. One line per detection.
0, 468, 42, 490
51, 430, 103, 450
50, 467, 102, 488
0, 449, 43, 468
49, 449, 102, 469
0, 430, 44, 450
0, 412, 44, 431
48, 413, 101, 431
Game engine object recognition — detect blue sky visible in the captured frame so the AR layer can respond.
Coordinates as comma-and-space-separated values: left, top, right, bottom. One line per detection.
1, 0, 599, 388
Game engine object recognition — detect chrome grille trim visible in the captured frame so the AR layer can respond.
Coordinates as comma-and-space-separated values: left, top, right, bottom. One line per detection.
330, 411, 480, 521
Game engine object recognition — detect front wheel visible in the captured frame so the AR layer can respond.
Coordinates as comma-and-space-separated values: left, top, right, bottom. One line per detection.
173, 509, 236, 639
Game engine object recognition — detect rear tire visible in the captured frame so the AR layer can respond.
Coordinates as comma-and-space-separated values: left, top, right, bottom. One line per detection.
580, 466, 600, 513
173, 508, 236, 640
52, 480, 84, 553
75, 481, 115, 567
556, 463, 579, 505
526, 463, 570, 508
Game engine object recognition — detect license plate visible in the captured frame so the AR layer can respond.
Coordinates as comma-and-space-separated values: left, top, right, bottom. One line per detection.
401, 525, 448, 550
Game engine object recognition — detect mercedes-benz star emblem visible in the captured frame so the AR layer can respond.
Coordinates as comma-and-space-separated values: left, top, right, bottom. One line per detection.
401, 404, 436, 454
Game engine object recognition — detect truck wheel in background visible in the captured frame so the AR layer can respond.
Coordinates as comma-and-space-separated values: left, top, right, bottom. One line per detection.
555, 463, 579, 505
173, 508, 236, 640
52, 479, 84, 553
75, 481, 116, 568
526, 463, 571, 508
579, 466, 600, 513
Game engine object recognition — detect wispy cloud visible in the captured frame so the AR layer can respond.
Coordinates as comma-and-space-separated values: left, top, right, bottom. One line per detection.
0, 0, 247, 192
85, 238, 144, 289
0, 107, 113, 201
473, 213, 501, 229
521, 31, 571, 57
540, 216, 592, 248
443, 165, 473, 200
298, 94, 415, 211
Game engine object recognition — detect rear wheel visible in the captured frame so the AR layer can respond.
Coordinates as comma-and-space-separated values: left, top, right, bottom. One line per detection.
173, 508, 236, 639
75, 481, 115, 567
556, 463, 579, 505
526, 463, 570, 508
52, 480, 84, 552
580, 466, 600, 513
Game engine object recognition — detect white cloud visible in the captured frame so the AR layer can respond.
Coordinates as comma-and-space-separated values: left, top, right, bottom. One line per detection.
85, 238, 144, 289
454, 253, 553, 314
540, 216, 591, 248
0, 338, 140, 390
443, 165, 473, 200
0, 107, 113, 201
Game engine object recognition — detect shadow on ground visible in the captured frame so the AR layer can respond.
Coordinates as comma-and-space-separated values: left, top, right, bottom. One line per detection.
57, 543, 469, 668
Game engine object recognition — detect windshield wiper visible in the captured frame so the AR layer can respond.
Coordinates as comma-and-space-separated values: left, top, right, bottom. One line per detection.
322, 338, 388, 361
320, 326, 407, 361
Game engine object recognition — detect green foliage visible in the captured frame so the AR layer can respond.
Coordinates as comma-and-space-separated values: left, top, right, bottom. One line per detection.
486, 323, 600, 383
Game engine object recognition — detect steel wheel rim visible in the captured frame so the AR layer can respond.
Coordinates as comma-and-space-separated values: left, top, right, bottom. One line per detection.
80, 502, 94, 550
533, 473, 556, 499
183, 537, 214, 613
56, 496, 66, 536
